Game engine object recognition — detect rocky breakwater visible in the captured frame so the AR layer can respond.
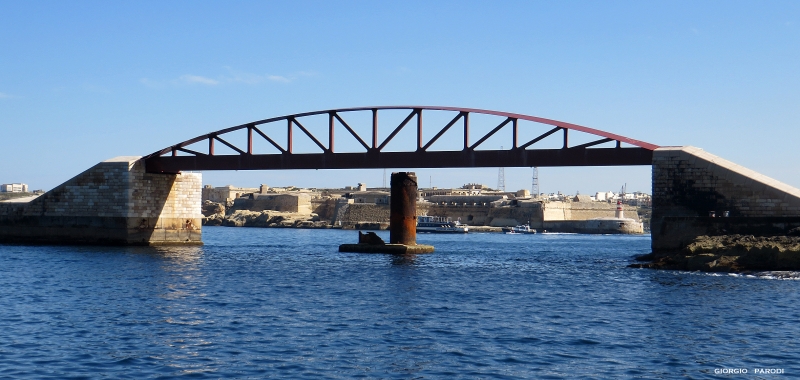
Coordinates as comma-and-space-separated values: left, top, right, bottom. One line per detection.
632, 231, 800, 272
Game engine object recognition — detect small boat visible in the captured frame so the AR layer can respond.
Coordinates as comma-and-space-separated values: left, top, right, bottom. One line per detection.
416, 215, 469, 233
502, 224, 537, 234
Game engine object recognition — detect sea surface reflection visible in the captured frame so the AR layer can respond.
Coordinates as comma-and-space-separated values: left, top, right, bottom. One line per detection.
1, 227, 798, 378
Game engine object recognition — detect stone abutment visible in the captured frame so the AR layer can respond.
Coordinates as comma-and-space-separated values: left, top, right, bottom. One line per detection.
651, 146, 800, 253
0, 156, 202, 245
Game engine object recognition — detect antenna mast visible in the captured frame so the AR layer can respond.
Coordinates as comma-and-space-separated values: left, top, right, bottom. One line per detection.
497, 146, 506, 192
497, 168, 506, 192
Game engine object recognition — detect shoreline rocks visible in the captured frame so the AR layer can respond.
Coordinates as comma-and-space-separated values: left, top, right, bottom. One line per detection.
631, 234, 800, 272
204, 209, 329, 228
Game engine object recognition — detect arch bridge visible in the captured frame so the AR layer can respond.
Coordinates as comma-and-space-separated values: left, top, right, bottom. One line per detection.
144, 106, 658, 173
4, 105, 799, 254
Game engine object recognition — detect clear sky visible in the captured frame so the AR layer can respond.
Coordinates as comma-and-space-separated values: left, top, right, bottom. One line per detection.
1, 1, 798, 195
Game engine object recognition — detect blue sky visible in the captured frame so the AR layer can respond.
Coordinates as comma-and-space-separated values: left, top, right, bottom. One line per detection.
1, 1, 798, 195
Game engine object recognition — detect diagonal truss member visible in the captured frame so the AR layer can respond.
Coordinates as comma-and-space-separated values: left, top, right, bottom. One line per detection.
145, 106, 658, 173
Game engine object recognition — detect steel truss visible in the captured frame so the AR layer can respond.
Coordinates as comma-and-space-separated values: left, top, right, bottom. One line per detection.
144, 106, 658, 173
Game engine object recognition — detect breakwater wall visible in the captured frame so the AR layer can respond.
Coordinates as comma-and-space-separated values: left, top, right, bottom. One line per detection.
543, 219, 644, 234
0, 156, 202, 245
541, 202, 639, 222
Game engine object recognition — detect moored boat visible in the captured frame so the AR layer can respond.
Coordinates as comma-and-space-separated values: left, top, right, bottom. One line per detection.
502, 224, 537, 234
416, 215, 469, 233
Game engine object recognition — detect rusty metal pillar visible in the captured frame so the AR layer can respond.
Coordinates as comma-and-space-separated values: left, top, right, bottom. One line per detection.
390, 172, 417, 245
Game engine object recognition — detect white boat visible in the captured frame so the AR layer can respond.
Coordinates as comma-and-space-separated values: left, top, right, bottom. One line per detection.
502, 224, 537, 234
416, 215, 469, 233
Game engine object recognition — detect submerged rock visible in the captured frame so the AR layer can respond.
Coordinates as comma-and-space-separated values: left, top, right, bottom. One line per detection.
631, 234, 800, 272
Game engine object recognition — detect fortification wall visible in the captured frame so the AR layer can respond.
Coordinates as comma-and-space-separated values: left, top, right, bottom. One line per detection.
484, 205, 544, 227
234, 193, 312, 213
543, 219, 644, 234
423, 205, 492, 225
427, 195, 506, 205
652, 146, 800, 252
542, 201, 639, 222
336, 203, 390, 227
202, 186, 258, 203
0, 156, 202, 245
422, 203, 543, 227
312, 198, 337, 221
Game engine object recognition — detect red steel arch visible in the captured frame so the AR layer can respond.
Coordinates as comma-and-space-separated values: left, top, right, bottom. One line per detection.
144, 106, 658, 173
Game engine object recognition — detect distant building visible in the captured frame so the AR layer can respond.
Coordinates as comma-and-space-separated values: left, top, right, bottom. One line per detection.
235, 193, 312, 213
623, 192, 652, 207
461, 183, 486, 190
573, 194, 593, 203
202, 185, 259, 203
420, 185, 482, 197
0, 183, 28, 193
344, 183, 369, 192
427, 194, 507, 206
594, 191, 616, 202
351, 191, 390, 204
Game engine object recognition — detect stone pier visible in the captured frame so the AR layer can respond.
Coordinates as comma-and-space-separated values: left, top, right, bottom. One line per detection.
651, 146, 800, 253
0, 156, 202, 245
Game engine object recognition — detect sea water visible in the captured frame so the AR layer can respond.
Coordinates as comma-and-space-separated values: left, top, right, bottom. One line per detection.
1, 227, 798, 378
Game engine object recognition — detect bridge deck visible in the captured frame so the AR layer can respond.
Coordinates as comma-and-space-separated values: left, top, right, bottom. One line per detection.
146, 148, 653, 172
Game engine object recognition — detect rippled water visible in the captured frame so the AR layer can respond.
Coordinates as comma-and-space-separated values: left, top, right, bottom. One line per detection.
1, 228, 799, 378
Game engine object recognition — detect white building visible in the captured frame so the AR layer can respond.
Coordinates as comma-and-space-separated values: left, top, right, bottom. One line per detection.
0, 183, 28, 193
594, 191, 616, 202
